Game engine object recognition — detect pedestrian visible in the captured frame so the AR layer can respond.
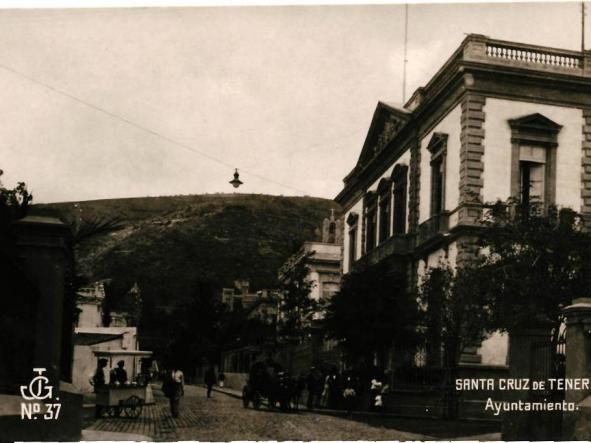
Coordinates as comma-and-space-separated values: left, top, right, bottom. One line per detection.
293, 374, 306, 410
327, 368, 341, 409
370, 377, 383, 411
110, 360, 128, 385
139, 358, 153, 387
91, 358, 108, 418
204, 366, 216, 398
162, 365, 184, 418
342, 375, 357, 416
218, 371, 225, 388
306, 366, 323, 409
321, 373, 331, 408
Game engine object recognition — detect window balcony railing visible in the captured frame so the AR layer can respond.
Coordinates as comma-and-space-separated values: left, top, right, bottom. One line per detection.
354, 233, 413, 269
417, 212, 450, 245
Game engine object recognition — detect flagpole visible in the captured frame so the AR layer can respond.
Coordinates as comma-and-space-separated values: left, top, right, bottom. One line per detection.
402, 4, 408, 104
583, 0, 586, 52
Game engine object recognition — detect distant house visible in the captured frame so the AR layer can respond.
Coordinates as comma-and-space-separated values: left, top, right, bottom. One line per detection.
278, 210, 343, 314
220, 280, 259, 311
220, 280, 279, 319
245, 289, 279, 325
274, 210, 344, 372
72, 281, 139, 393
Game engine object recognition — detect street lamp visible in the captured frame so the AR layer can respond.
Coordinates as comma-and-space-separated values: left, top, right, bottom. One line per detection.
229, 169, 243, 188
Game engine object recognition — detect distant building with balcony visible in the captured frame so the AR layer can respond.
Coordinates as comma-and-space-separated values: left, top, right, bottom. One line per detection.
278, 210, 343, 307
274, 211, 343, 372
220, 280, 278, 319
336, 34, 591, 369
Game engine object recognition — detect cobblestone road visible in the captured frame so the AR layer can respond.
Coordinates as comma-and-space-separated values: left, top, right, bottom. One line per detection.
84, 385, 431, 441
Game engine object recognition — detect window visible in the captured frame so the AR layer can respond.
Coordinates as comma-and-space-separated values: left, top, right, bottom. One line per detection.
431, 158, 445, 215
509, 114, 561, 208
520, 164, 544, 205
363, 192, 377, 252
346, 212, 359, 265
328, 222, 336, 243
391, 164, 408, 235
377, 178, 392, 243
366, 207, 377, 251
426, 133, 448, 216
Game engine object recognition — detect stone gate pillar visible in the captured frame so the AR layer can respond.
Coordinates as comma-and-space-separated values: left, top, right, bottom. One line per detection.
501, 327, 553, 440
562, 297, 591, 439
11, 216, 72, 389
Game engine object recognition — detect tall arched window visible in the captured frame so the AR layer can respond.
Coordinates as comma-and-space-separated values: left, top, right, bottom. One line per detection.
377, 178, 392, 243
363, 191, 378, 252
391, 164, 408, 235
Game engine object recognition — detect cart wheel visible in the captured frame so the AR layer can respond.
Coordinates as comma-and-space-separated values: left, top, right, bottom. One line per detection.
123, 395, 143, 419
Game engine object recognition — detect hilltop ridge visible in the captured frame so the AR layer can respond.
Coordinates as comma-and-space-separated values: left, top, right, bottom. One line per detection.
33, 193, 340, 313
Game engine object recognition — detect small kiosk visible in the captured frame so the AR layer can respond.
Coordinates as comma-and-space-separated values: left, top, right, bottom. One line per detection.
93, 349, 155, 418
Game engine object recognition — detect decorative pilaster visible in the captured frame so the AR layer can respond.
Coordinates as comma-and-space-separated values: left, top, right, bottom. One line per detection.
581, 109, 591, 228
458, 94, 486, 224
408, 140, 421, 234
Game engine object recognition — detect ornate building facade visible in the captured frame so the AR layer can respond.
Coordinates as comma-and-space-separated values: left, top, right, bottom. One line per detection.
336, 34, 591, 367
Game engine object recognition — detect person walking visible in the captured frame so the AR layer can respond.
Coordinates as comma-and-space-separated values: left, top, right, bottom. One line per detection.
91, 358, 108, 418
204, 366, 216, 398
218, 371, 225, 388
163, 366, 184, 418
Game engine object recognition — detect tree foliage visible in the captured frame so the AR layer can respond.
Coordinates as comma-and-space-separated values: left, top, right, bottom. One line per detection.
418, 265, 494, 367
164, 280, 227, 370
475, 201, 591, 333
277, 252, 318, 342
0, 171, 32, 240
420, 200, 591, 373
324, 260, 419, 365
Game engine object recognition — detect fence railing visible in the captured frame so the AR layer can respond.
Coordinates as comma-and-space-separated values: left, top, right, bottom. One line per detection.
485, 42, 582, 70
392, 365, 444, 391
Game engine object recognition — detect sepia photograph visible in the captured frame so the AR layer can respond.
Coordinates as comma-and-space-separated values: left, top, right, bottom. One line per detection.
2, 0, 591, 441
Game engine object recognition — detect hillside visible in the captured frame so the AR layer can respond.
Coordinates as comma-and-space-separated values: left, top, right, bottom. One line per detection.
33, 193, 340, 313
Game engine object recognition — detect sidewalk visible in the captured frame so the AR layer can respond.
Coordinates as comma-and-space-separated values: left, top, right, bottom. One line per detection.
80, 393, 154, 441
209, 384, 501, 440
81, 429, 153, 441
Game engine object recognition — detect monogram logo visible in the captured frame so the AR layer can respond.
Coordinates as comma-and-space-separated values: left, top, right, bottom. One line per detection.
20, 368, 53, 401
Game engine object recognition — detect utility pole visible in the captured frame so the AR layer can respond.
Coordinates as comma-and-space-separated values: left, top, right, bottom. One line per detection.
402, 4, 409, 103
583, 1, 586, 52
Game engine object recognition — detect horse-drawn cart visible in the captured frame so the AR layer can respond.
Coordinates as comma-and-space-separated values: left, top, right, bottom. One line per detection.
242, 361, 300, 411
93, 349, 154, 419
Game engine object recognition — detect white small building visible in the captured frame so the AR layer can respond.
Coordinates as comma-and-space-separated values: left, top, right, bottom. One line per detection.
278, 210, 343, 306
71, 282, 139, 393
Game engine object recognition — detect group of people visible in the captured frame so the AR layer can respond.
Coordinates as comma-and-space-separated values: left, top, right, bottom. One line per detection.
91, 359, 128, 390
303, 366, 389, 413
92, 358, 155, 390
91, 357, 389, 419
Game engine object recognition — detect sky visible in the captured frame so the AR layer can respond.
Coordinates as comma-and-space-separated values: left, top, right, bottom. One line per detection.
0, 1, 586, 203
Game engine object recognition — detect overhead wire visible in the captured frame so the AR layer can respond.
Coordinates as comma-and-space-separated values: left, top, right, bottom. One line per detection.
0, 62, 319, 195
